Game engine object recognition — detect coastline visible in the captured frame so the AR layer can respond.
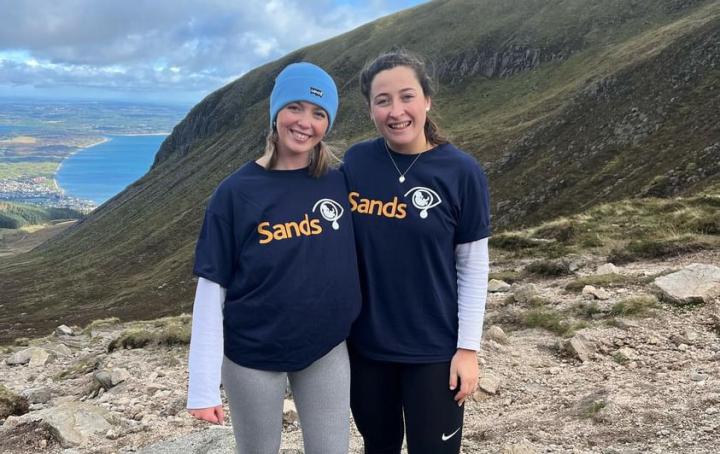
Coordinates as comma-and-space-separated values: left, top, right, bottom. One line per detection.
118, 132, 170, 136
54, 136, 111, 195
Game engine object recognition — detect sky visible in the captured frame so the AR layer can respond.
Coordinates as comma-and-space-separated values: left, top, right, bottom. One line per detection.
0, 0, 427, 106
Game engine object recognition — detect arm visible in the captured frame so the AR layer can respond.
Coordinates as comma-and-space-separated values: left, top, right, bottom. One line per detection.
187, 277, 226, 424
449, 237, 489, 405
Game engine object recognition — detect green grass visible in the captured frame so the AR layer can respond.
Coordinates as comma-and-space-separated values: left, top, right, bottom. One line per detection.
610, 295, 659, 316
0, 202, 83, 229
107, 315, 191, 352
565, 273, 634, 292
524, 259, 573, 277
492, 195, 720, 259
0, 162, 58, 180
489, 270, 523, 283
521, 308, 588, 337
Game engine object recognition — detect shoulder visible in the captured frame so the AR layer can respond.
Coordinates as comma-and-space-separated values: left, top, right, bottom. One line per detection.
208, 163, 259, 214
344, 138, 381, 164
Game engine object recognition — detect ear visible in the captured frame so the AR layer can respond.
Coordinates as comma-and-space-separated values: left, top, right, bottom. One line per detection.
425, 97, 432, 112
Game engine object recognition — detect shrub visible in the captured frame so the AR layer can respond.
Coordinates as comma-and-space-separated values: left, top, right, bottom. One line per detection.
525, 259, 572, 277
610, 295, 658, 317
490, 234, 539, 250
521, 308, 586, 337
608, 238, 710, 264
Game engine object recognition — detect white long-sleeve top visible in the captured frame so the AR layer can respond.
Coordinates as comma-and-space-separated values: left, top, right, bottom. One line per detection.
186, 237, 490, 409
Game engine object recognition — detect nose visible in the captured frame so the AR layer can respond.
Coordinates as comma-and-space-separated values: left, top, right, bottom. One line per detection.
388, 101, 403, 119
296, 111, 312, 129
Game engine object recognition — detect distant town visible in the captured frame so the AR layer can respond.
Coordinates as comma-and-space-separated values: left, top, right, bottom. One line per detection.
0, 99, 188, 210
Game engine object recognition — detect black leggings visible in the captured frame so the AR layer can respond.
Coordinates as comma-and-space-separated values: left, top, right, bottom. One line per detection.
349, 350, 464, 454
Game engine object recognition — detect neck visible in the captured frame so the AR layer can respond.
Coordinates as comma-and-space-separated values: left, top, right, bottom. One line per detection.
258, 146, 311, 170
387, 136, 431, 155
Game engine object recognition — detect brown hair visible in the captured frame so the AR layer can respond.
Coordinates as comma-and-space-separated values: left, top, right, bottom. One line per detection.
359, 49, 448, 146
262, 128, 334, 178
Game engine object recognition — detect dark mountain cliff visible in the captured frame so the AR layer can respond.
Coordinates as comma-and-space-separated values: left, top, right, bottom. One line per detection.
1, 0, 718, 342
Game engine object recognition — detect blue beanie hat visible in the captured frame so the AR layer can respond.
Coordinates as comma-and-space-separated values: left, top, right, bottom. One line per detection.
269, 62, 339, 133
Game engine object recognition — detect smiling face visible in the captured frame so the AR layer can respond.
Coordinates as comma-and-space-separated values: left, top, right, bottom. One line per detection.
275, 101, 329, 161
369, 65, 431, 154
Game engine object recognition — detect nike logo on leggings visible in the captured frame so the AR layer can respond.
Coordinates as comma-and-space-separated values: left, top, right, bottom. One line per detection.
441, 427, 461, 441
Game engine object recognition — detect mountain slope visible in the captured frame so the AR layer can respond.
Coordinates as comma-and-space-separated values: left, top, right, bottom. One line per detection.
1, 0, 719, 342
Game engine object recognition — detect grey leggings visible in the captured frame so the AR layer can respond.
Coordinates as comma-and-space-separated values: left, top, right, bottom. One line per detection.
221, 342, 350, 454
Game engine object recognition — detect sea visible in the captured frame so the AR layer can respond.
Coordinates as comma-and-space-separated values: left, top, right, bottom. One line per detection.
55, 135, 166, 205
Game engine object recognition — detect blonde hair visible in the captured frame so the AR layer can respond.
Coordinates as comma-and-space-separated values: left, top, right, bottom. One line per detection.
262, 129, 333, 178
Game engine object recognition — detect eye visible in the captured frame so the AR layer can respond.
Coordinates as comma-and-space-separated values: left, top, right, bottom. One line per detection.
403, 187, 442, 219
401, 94, 415, 102
312, 198, 344, 230
374, 97, 390, 106
285, 103, 301, 112
313, 110, 327, 119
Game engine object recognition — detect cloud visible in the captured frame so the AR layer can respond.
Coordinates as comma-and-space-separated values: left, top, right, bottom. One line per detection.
0, 0, 425, 102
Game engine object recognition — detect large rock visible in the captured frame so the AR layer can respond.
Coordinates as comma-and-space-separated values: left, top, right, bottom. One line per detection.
32, 402, 118, 447
136, 426, 236, 453
653, 263, 720, 304
5, 347, 55, 367
564, 333, 596, 362
29, 348, 56, 367
21, 386, 52, 404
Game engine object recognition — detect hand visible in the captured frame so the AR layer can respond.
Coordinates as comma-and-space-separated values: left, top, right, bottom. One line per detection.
449, 348, 479, 407
188, 405, 225, 425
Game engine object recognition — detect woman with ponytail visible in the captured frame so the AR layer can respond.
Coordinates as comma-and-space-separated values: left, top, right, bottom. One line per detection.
342, 50, 491, 454
187, 62, 361, 454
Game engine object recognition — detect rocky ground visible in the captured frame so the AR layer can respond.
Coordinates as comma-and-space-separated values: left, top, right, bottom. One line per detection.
1, 250, 719, 453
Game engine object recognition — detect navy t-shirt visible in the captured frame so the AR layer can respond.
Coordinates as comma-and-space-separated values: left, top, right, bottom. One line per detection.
193, 161, 361, 371
342, 138, 491, 363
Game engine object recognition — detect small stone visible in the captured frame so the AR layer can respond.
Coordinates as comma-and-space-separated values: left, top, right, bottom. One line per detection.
582, 285, 610, 300
597, 263, 619, 275
94, 371, 113, 390
690, 372, 708, 382
485, 325, 509, 345
478, 374, 501, 395
678, 344, 689, 352
55, 325, 74, 336
565, 333, 596, 362
512, 284, 540, 303
706, 407, 719, 415
282, 399, 298, 426
488, 279, 511, 293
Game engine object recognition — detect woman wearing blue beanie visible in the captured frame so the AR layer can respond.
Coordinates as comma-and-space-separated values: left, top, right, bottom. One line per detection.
186, 62, 361, 454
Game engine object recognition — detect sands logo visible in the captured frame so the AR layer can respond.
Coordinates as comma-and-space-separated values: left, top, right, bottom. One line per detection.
349, 187, 442, 220
404, 187, 442, 219
313, 199, 344, 230
257, 198, 344, 244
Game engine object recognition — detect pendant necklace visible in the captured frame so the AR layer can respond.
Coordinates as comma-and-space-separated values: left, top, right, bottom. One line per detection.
384, 140, 423, 183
